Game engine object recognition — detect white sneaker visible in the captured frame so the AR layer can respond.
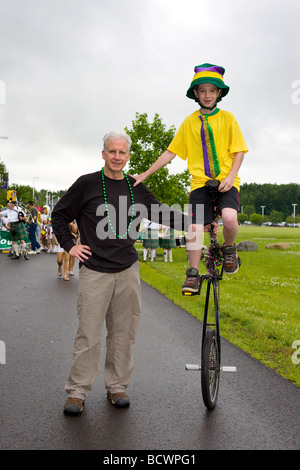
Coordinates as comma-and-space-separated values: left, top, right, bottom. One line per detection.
27, 250, 37, 255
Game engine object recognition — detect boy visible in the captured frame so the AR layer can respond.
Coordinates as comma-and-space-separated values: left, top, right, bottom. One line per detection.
133, 63, 248, 294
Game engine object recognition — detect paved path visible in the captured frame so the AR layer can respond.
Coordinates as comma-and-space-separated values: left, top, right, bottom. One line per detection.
0, 251, 299, 451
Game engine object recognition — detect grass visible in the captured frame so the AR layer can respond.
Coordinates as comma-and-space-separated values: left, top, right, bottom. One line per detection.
137, 225, 300, 387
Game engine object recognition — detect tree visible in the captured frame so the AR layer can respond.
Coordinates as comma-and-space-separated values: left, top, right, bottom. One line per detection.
250, 213, 263, 225
243, 204, 256, 218
237, 213, 248, 224
125, 112, 190, 207
269, 210, 283, 224
286, 215, 300, 224
0, 159, 9, 206
240, 182, 300, 219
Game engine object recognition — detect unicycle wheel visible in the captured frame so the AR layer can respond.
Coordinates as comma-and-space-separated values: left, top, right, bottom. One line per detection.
201, 329, 220, 409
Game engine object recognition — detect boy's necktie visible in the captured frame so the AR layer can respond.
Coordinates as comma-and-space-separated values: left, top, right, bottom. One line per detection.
199, 114, 220, 178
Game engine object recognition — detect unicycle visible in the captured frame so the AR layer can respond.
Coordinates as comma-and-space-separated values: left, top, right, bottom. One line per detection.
185, 179, 237, 410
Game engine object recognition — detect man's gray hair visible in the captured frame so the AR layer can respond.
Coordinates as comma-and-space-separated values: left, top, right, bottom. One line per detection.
103, 132, 132, 152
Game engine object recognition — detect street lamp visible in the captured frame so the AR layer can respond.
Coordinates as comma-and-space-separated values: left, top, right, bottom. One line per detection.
33, 176, 39, 197
292, 204, 297, 225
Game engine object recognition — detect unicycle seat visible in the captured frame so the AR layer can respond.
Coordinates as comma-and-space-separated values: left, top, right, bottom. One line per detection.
205, 179, 220, 197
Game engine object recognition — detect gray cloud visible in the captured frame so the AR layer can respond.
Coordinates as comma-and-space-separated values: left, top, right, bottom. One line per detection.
0, 0, 299, 191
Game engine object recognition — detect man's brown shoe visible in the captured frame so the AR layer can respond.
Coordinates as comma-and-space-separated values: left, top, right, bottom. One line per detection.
64, 397, 85, 416
107, 392, 130, 408
222, 245, 240, 274
182, 268, 202, 295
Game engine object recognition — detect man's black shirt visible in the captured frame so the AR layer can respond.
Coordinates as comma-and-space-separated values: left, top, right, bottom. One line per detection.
52, 171, 187, 273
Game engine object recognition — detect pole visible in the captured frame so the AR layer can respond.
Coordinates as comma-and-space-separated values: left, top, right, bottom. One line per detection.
33, 176, 39, 197
292, 204, 297, 218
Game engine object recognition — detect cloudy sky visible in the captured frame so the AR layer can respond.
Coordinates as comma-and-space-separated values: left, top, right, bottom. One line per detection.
0, 0, 299, 192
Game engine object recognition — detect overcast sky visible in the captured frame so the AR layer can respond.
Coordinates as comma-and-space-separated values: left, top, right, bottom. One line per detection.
0, 0, 299, 192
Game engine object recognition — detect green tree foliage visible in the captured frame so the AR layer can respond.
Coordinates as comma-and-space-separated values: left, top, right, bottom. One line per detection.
0, 159, 7, 176
0, 182, 66, 211
269, 210, 284, 224
243, 204, 256, 217
0, 159, 8, 207
286, 215, 300, 224
250, 213, 263, 225
237, 213, 248, 224
125, 112, 190, 207
240, 183, 300, 219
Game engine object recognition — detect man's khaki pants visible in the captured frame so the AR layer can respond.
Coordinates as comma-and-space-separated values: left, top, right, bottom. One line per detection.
65, 261, 141, 400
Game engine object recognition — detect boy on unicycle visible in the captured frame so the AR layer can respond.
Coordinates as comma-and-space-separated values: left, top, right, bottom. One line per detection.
133, 63, 248, 294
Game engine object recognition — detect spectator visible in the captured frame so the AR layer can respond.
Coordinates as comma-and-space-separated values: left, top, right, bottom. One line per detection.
27, 200, 42, 255
0, 200, 29, 260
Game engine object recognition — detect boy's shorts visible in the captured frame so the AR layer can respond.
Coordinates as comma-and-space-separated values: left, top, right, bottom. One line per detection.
189, 186, 239, 225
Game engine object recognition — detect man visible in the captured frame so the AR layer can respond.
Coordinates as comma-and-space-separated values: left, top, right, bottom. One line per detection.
52, 131, 186, 416
133, 63, 248, 295
27, 200, 42, 254
0, 199, 29, 260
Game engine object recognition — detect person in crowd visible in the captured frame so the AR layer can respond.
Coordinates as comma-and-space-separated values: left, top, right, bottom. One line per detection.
27, 200, 42, 254
0, 215, 9, 231
45, 217, 55, 253
0, 199, 29, 260
63, 221, 78, 280
52, 131, 187, 416
141, 219, 160, 262
161, 225, 176, 262
40, 219, 48, 251
53, 232, 65, 277
39, 207, 49, 251
40, 206, 49, 224
53, 222, 78, 280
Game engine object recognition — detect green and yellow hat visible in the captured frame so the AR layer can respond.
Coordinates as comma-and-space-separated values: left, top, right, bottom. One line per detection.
186, 63, 230, 101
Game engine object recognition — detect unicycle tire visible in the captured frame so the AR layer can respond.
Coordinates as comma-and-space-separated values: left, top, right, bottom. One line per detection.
201, 329, 220, 409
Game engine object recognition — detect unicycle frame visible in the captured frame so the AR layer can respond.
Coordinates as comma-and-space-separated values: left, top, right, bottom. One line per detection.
185, 179, 237, 409
200, 180, 223, 409
200, 243, 223, 409
201, 179, 223, 353
201, 270, 222, 363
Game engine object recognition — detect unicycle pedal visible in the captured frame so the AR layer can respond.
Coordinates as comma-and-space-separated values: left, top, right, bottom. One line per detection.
182, 290, 200, 297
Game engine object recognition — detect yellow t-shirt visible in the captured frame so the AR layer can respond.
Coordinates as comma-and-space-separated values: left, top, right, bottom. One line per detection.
168, 108, 248, 192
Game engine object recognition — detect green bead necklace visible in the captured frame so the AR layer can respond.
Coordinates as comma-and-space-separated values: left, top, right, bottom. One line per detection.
101, 168, 135, 239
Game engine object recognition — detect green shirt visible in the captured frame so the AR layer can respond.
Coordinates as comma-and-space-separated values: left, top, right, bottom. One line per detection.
29, 206, 38, 222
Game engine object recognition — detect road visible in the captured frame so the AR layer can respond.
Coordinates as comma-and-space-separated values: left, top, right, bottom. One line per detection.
0, 250, 299, 452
